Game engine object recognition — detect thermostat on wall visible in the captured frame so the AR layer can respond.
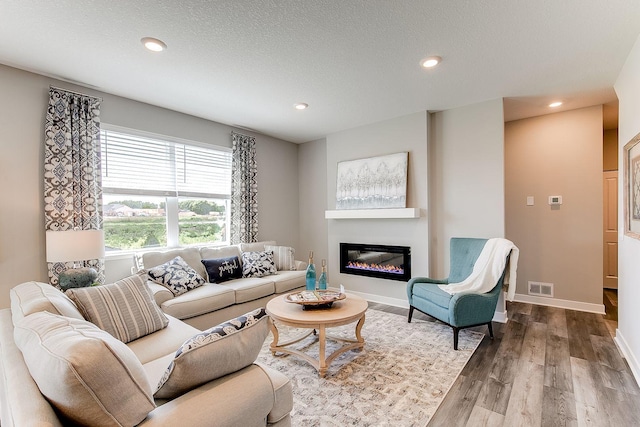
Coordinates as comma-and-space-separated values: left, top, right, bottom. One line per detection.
548, 195, 563, 205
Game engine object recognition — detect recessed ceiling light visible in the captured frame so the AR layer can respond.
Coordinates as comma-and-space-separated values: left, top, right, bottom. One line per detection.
294, 103, 308, 110
420, 56, 441, 68
549, 101, 563, 108
141, 37, 167, 52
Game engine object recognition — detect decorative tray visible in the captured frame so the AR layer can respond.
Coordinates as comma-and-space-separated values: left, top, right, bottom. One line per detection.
285, 290, 346, 309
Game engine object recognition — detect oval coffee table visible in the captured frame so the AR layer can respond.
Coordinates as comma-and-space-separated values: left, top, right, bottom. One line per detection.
265, 292, 368, 377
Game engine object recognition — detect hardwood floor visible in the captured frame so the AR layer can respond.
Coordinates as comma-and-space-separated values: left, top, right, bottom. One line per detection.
368, 290, 640, 426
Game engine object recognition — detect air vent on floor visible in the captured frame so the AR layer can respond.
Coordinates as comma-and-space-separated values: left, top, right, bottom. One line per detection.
528, 281, 554, 297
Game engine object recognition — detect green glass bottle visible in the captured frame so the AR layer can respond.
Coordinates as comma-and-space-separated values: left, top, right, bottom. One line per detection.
305, 251, 316, 291
318, 259, 327, 290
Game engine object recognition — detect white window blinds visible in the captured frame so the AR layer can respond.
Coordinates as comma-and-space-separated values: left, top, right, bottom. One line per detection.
101, 129, 232, 198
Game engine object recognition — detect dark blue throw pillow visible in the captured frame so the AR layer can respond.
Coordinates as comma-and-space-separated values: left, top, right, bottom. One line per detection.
201, 256, 242, 283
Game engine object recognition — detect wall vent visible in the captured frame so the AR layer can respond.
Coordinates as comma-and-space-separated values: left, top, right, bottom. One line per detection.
528, 281, 554, 297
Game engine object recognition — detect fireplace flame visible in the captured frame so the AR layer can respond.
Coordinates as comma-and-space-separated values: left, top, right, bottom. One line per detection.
346, 261, 404, 274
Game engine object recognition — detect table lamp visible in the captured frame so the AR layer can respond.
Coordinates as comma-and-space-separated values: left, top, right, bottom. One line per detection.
46, 229, 105, 290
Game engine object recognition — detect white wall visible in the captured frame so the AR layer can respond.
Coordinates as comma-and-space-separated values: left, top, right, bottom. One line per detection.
614, 34, 640, 382
429, 99, 505, 277
0, 64, 300, 307
325, 112, 429, 306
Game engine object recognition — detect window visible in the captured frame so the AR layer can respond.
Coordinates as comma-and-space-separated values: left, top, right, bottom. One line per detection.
101, 127, 231, 253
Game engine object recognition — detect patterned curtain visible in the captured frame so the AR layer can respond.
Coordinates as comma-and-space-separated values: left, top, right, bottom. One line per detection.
44, 88, 103, 286
230, 132, 258, 244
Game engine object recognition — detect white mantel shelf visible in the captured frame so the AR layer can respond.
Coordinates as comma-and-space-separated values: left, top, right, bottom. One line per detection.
324, 208, 420, 219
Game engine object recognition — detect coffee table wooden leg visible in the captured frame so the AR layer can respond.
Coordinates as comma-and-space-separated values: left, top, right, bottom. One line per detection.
318, 325, 327, 378
269, 318, 280, 355
355, 313, 365, 346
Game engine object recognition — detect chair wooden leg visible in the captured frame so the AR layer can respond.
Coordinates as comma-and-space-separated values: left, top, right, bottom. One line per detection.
453, 327, 459, 350
487, 322, 494, 340
408, 306, 414, 323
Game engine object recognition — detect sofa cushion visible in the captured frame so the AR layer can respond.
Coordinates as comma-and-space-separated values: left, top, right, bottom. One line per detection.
10, 281, 84, 324
147, 256, 206, 296
127, 314, 200, 364
66, 272, 169, 343
221, 277, 275, 303
200, 245, 242, 263
240, 240, 276, 253
271, 270, 306, 294
13, 311, 155, 427
265, 245, 296, 271
160, 284, 236, 320
154, 308, 269, 399
241, 250, 277, 278
143, 247, 206, 279
201, 256, 242, 283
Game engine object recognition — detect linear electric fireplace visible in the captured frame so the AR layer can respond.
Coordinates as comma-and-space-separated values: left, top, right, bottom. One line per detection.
340, 243, 411, 282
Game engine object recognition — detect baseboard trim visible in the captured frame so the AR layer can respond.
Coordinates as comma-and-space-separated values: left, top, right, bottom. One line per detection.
492, 310, 508, 323
348, 290, 410, 309
614, 329, 640, 386
513, 293, 605, 314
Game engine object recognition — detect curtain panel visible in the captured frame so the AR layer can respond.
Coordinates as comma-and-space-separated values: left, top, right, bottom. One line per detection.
230, 132, 258, 244
44, 88, 104, 286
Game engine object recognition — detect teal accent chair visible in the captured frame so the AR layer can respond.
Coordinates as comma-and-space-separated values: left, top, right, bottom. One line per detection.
407, 238, 509, 350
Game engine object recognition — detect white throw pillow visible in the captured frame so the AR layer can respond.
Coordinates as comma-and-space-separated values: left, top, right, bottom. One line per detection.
66, 272, 169, 343
154, 308, 269, 399
14, 311, 155, 426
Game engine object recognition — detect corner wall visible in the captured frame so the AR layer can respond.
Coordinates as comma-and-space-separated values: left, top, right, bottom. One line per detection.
0, 64, 300, 307
614, 33, 640, 383
429, 99, 505, 276
505, 106, 604, 311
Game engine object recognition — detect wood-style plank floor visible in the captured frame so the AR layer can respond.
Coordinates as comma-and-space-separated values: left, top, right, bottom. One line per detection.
368, 290, 640, 427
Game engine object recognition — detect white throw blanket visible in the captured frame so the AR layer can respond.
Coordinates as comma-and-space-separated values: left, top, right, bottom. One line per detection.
438, 238, 519, 301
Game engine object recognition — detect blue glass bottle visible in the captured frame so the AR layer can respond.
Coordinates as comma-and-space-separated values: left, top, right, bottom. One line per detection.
305, 251, 316, 291
318, 259, 327, 290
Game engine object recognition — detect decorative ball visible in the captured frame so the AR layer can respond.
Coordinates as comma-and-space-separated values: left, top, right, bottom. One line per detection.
59, 267, 99, 291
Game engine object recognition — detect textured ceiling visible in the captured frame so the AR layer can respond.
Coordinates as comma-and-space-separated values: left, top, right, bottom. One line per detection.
0, 1, 638, 143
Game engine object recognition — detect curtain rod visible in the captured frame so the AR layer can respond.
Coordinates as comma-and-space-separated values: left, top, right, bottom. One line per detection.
49, 85, 103, 101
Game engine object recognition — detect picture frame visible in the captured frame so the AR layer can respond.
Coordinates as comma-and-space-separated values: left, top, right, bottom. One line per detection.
335, 152, 408, 210
624, 132, 640, 239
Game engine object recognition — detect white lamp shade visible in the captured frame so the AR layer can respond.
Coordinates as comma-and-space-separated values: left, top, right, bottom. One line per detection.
46, 230, 105, 262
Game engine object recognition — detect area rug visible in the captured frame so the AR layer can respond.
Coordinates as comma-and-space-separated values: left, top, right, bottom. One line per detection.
257, 308, 484, 427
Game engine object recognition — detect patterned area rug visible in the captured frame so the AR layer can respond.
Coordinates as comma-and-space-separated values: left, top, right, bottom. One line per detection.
257, 308, 483, 427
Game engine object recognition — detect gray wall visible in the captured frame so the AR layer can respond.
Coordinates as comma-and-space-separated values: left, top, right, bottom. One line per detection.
429, 99, 506, 277
0, 64, 300, 307
324, 112, 429, 306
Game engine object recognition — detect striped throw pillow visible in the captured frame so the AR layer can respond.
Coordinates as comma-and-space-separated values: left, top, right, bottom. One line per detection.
66, 272, 169, 343
265, 245, 296, 271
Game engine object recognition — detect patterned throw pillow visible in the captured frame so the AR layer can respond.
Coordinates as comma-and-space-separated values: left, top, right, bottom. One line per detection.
154, 308, 269, 399
201, 256, 242, 283
265, 245, 296, 271
241, 250, 277, 278
65, 272, 169, 343
147, 256, 206, 296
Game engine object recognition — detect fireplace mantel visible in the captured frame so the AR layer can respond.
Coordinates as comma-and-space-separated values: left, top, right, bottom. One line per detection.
324, 208, 420, 219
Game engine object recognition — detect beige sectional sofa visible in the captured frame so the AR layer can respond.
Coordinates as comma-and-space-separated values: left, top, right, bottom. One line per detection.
140, 241, 306, 330
0, 280, 293, 427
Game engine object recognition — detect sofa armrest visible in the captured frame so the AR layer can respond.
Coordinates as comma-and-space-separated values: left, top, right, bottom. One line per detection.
294, 260, 307, 271
140, 365, 276, 427
146, 281, 173, 306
